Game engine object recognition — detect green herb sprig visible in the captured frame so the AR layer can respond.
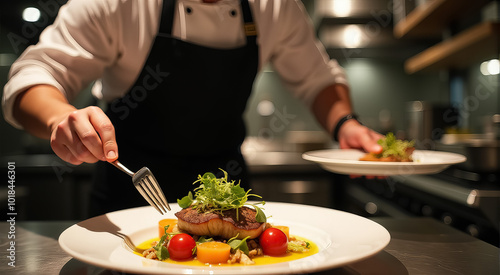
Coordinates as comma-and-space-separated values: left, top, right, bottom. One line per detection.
154, 226, 171, 260
177, 169, 266, 223
228, 235, 251, 255
377, 132, 415, 159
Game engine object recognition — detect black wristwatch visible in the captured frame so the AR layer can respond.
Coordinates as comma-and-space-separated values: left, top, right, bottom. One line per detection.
333, 114, 360, 142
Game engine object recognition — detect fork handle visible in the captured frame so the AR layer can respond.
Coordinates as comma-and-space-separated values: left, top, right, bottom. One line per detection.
110, 160, 134, 177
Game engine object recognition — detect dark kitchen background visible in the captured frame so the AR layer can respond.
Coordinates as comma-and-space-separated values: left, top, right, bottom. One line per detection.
1, 0, 499, 246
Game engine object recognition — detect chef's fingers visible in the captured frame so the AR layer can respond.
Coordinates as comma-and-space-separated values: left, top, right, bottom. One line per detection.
65, 137, 100, 164
50, 120, 90, 165
338, 123, 383, 153
370, 131, 384, 153
338, 124, 386, 179
87, 107, 118, 162
359, 131, 387, 179
51, 133, 83, 165
358, 129, 383, 154
52, 145, 83, 165
67, 108, 107, 162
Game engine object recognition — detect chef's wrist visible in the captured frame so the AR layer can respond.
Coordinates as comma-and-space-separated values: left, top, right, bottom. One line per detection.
332, 113, 361, 142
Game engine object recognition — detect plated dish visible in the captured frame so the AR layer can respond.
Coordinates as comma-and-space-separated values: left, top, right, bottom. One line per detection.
140, 171, 312, 266
302, 149, 466, 176
59, 202, 390, 274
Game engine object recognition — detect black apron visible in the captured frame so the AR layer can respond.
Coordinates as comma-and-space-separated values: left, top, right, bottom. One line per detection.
89, 0, 258, 217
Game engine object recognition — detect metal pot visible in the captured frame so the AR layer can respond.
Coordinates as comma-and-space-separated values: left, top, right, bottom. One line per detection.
435, 134, 500, 173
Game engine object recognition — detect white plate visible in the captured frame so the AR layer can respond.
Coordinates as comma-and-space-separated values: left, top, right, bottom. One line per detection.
302, 149, 466, 176
59, 202, 390, 274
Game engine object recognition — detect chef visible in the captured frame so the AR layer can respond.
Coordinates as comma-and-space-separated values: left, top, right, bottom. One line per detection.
3, 0, 383, 216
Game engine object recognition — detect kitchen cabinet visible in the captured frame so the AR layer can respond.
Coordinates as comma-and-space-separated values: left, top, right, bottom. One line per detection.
405, 21, 500, 74
394, 0, 499, 74
394, 0, 491, 39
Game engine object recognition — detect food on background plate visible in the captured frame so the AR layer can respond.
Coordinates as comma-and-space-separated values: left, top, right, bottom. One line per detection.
139, 170, 316, 265
360, 132, 415, 162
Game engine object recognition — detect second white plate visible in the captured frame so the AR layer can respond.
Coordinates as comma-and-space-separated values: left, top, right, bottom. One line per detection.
302, 149, 466, 176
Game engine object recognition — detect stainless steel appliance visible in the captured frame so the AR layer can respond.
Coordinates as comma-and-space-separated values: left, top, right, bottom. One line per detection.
436, 133, 500, 173
406, 101, 459, 148
338, 108, 500, 244
339, 161, 500, 246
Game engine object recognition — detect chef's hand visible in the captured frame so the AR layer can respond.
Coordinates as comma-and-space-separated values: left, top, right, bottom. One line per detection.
50, 106, 118, 165
337, 120, 385, 179
12, 85, 118, 165
337, 119, 383, 153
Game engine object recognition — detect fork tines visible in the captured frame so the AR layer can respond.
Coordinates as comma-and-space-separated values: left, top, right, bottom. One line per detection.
133, 168, 171, 214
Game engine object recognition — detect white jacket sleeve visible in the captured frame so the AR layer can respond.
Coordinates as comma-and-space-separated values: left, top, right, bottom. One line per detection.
2, 0, 121, 129
261, 0, 348, 107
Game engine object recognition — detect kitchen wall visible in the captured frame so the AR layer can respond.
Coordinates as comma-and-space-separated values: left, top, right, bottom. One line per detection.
244, 59, 447, 142
245, 0, 499, 143
244, 0, 449, 143
460, 62, 499, 133
0, 66, 26, 156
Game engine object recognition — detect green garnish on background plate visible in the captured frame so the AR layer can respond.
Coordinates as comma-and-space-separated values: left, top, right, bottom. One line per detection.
376, 132, 415, 159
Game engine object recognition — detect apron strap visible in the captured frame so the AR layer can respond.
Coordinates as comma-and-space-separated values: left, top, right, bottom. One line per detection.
241, 0, 257, 40
158, 0, 175, 36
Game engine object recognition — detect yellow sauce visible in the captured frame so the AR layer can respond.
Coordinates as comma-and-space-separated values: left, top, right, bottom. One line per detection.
134, 236, 318, 266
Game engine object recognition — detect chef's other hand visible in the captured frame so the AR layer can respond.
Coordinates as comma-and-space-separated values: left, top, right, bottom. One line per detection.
50, 106, 118, 165
337, 120, 385, 179
337, 119, 383, 153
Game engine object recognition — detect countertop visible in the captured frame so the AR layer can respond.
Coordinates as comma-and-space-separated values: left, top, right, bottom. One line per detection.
0, 217, 498, 275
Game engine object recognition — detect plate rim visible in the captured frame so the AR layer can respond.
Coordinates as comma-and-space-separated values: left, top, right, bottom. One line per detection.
302, 149, 466, 175
58, 203, 391, 274
302, 149, 467, 165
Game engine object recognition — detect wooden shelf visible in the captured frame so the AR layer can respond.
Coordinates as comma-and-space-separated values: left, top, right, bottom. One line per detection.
394, 0, 491, 39
404, 22, 500, 74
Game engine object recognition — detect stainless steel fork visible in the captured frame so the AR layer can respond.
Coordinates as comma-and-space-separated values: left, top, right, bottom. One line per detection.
110, 160, 171, 214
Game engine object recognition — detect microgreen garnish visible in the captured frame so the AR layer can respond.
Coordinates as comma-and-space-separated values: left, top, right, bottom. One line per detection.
177, 169, 267, 223
376, 132, 415, 159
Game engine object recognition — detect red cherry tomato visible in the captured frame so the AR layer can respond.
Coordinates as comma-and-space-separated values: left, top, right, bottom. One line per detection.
259, 228, 288, 256
167, 233, 196, 260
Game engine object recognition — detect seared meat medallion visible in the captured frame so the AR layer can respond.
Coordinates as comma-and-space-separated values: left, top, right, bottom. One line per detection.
175, 206, 266, 239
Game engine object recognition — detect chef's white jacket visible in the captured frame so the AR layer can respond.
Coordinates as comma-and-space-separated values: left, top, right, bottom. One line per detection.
3, 0, 348, 129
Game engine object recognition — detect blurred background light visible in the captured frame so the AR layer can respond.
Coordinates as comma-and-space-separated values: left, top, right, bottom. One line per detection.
343, 24, 363, 48
480, 59, 500, 76
332, 0, 352, 17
